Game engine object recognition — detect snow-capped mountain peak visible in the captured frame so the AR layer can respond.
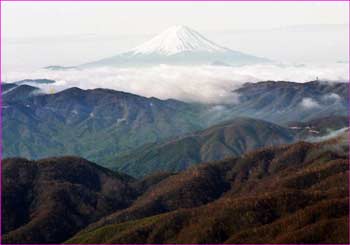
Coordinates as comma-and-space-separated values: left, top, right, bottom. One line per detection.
80, 25, 269, 67
128, 25, 230, 56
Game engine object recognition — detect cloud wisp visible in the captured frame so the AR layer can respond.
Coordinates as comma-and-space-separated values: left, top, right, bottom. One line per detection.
322, 93, 341, 103
306, 127, 349, 143
300, 98, 321, 109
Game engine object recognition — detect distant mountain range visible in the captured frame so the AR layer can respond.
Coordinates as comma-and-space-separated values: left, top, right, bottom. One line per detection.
3, 129, 348, 244
80, 25, 269, 68
2, 80, 348, 170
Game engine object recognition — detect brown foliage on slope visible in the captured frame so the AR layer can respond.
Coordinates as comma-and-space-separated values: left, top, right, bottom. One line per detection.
68, 139, 349, 244
2, 157, 136, 244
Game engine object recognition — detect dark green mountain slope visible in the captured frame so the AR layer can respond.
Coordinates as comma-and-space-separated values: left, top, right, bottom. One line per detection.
2, 80, 348, 167
108, 117, 295, 177
288, 115, 348, 137
2, 85, 201, 162
2, 84, 41, 102
206, 80, 348, 125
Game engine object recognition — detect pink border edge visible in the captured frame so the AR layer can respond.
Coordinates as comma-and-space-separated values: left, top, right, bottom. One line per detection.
0, 0, 349, 1
0, 1, 349, 245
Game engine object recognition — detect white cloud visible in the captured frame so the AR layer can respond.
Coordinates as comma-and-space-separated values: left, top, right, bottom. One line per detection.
4, 62, 348, 104
322, 93, 341, 102
307, 127, 349, 143
300, 98, 320, 109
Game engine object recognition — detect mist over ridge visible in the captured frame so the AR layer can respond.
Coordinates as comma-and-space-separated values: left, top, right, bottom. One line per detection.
4, 62, 348, 104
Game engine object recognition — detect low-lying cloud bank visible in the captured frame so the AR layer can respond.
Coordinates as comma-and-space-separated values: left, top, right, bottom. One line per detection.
4, 62, 348, 104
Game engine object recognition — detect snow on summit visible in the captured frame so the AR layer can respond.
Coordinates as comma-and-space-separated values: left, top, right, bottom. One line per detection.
80, 25, 269, 67
128, 25, 229, 56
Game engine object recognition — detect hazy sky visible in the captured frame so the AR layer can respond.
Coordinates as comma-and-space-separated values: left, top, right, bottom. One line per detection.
2, 1, 349, 71
3, 1, 348, 38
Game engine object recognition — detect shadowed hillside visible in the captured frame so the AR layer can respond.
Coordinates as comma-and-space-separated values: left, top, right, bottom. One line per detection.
1, 157, 137, 244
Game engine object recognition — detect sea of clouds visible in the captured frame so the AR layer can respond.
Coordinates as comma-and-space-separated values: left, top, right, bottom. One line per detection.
4, 62, 348, 104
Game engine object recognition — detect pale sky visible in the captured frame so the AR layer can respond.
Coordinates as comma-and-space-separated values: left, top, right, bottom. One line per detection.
2, 1, 349, 71
2, 1, 349, 38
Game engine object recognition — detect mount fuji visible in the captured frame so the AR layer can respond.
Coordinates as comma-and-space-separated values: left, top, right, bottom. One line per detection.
81, 25, 270, 68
